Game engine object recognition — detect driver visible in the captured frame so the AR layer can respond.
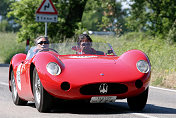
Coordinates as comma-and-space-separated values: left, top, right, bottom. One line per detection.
74, 34, 97, 54
34, 36, 49, 52
26, 36, 49, 59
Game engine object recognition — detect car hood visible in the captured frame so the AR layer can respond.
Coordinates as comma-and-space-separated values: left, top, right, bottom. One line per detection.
60, 55, 116, 64
57, 55, 145, 84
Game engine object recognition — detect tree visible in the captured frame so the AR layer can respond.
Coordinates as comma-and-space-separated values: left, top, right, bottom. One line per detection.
0, 0, 11, 20
82, 0, 103, 31
167, 20, 176, 43
126, 0, 176, 38
82, 0, 128, 35
98, 0, 128, 34
8, 0, 87, 43
0, 0, 17, 32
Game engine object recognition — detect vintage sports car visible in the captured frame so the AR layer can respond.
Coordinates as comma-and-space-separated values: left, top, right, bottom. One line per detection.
9, 42, 151, 112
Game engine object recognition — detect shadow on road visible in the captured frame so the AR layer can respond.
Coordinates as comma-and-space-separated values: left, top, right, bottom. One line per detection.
143, 104, 176, 114
0, 64, 9, 67
27, 101, 176, 115
50, 101, 129, 114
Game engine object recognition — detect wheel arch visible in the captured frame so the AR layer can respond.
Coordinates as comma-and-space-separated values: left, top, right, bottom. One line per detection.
30, 63, 35, 95
9, 64, 13, 91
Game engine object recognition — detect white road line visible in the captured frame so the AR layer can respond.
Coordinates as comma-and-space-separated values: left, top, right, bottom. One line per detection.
150, 86, 176, 93
0, 82, 9, 86
129, 86, 176, 118
130, 112, 158, 118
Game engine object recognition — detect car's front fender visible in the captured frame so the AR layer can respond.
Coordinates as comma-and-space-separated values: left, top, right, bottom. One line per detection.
32, 52, 64, 93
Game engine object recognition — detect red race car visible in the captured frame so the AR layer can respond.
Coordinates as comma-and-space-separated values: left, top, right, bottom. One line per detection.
9, 42, 151, 112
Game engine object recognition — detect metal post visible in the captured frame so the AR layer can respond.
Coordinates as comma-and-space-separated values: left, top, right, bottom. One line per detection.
45, 22, 47, 37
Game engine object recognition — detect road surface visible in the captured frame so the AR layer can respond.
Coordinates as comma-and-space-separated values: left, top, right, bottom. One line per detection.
0, 65, 176, 118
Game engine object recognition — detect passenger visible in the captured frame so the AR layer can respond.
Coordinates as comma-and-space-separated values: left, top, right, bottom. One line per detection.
73, 34, 97, 54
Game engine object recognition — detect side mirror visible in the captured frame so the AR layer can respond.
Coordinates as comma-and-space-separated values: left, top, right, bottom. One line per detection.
107, 50, 113, 54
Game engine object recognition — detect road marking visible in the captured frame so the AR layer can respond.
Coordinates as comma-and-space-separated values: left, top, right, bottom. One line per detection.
150, 86, 176, 93
0, 82, 9, 86
130, 112, 158, 118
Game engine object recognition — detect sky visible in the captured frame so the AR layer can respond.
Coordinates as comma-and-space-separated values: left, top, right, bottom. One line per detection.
116, 0, 132, 9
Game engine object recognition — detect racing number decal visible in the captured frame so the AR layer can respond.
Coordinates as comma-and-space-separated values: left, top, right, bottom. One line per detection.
16, 63, 22, 90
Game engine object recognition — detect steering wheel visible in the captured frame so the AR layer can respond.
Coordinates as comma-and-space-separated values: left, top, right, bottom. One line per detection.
39, 48, 58, 53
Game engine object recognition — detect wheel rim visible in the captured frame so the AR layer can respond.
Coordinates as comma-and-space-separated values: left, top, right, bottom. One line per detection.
34, 72, 41, 105
11, 72, 17, 101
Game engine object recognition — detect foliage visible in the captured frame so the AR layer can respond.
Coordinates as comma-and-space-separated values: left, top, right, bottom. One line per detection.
82, 0, 103, 31
98, 0, 127, 34
167, 20, 176, 44
82, 0, 128, 35
0, 32, 25, 63
7, 0, 87, 43
0, 20, 11, 32
0, 0, 18, 32
126, 0, 176, 39
74, 22, 88, 36
0, 0, 11, 19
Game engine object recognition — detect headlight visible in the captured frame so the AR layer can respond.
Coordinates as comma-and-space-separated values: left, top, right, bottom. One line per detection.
46, 62, 61, 75
136, 60, 149, 73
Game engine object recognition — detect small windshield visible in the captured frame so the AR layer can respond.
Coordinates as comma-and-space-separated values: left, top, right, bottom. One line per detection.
26, 42, 116, 59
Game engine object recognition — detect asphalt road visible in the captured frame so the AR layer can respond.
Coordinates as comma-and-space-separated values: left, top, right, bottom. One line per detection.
0, 65, 176, 118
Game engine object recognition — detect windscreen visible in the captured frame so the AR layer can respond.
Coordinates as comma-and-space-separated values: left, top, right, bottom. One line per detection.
26, 42, 116, 59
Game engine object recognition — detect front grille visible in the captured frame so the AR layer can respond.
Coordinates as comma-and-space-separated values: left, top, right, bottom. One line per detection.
80, 83, 128, 95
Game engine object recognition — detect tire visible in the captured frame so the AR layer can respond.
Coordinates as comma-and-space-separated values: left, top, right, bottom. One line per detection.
33, 67, 53, 112
11, 70, 27, 105
127, 87, 149, 111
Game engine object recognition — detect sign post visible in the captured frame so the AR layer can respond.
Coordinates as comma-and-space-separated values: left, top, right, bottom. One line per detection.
45, 22, 47, 37
35, 0, 58, 37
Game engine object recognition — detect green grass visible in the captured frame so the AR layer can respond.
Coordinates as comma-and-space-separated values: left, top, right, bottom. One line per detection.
0, 32, 25, 63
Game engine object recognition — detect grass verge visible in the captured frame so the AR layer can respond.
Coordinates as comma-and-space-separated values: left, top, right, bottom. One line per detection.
0, 32, 25, 63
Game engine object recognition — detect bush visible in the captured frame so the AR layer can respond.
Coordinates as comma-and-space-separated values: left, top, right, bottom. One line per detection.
167, 20, 176, 44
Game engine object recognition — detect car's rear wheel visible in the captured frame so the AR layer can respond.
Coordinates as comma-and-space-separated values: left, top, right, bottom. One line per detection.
127, 87, 149, 111
33, 67, 53, 112
11, 70, 27, 105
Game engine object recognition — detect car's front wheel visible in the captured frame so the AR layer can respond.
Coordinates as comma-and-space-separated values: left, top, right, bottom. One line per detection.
127, 87, 149, 111
33, 67, 53, 112
11, 70, 27, 105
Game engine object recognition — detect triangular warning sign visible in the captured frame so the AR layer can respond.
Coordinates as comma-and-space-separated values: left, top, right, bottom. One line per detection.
36, 0, 58, 15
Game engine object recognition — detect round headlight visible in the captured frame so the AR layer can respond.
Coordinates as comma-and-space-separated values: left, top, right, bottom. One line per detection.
46, 62, 61, 75
136, 60, 149, 73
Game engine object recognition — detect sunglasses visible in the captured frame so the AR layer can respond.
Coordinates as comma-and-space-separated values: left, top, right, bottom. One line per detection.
38, 41, 49, 45
81, 42, 91, 46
